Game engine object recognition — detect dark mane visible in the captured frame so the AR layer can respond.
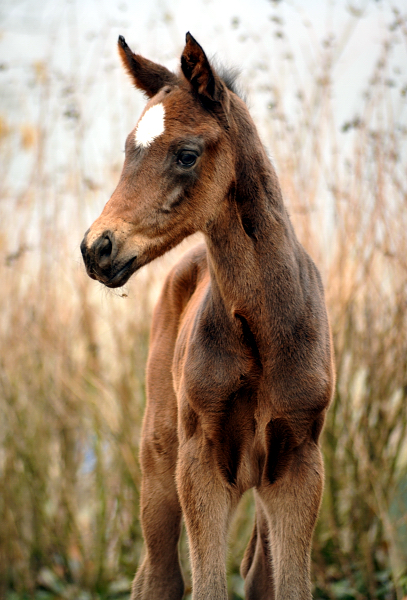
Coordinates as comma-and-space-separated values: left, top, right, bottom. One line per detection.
216, 63, 245, 101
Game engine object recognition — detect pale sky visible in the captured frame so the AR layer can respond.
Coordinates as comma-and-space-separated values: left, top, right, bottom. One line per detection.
0, 0, 405, 215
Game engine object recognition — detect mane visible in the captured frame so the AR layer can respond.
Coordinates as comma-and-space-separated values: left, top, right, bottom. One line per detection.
214, 61, 246, 102
177, 58, 245, 102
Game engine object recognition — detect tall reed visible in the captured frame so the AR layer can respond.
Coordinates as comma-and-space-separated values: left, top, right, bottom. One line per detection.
0, 4, 406, 599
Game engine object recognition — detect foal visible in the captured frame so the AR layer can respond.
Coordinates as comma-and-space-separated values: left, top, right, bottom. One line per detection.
81, 33, 334, 600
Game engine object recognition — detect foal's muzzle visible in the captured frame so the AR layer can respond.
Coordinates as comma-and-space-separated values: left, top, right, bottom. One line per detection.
81, 230, 136, 288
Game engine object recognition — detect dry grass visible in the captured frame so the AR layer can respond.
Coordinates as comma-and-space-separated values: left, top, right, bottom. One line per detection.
1, 4, 407, 599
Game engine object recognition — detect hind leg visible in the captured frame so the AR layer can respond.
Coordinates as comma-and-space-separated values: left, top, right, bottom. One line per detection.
131, 319, 184, 597
241, 492, 274, 600
131, 264, 202, 599
131, 409, 184, 600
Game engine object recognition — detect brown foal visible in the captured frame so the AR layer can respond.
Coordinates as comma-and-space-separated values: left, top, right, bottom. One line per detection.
81, 33, 334, 600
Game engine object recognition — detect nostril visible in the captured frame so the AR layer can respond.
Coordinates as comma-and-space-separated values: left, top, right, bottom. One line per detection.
99, 236, 112, 258
97, 235, 113, 269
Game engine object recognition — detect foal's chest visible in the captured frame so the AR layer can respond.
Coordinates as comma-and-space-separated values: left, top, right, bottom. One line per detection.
172, 277, 255, 416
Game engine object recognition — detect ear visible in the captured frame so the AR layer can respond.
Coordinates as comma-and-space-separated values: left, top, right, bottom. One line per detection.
118, 36, 178, 98
181, 32, 228, 108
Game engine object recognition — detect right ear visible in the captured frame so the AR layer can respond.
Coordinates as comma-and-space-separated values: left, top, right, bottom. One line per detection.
181, 33, 227, 104
118, 36, 178, 98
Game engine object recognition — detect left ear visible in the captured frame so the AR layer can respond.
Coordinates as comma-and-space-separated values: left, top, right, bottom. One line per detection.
118, 35, 178, 98
181, 32, 230, 112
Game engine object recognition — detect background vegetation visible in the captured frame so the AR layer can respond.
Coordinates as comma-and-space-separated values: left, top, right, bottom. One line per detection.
0, 1, 406, 598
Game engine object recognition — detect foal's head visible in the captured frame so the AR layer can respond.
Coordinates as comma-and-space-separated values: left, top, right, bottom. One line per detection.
81, 33, 245, 288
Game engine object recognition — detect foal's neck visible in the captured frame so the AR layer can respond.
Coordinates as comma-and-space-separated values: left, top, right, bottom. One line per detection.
204, 113, 302, 347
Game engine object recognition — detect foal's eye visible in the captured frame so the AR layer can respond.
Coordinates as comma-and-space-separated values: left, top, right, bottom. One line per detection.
177, 150, 198, 168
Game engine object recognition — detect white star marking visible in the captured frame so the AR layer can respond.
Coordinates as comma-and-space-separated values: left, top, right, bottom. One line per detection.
135, 103, 165, 148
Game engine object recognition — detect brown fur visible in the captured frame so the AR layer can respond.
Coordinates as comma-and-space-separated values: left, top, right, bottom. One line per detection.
81, 32, 335, 600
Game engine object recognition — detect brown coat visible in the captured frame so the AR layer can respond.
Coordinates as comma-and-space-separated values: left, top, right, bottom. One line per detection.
81, 32, 335, 600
